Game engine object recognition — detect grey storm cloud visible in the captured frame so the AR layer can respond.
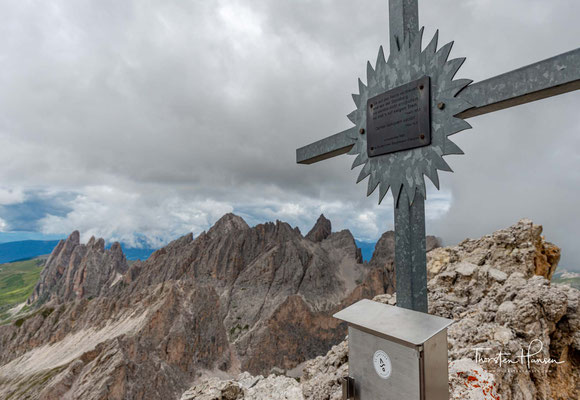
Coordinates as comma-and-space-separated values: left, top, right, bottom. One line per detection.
0, 1, 579, 268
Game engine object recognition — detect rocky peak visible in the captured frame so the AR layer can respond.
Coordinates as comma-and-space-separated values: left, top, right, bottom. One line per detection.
45, 231, 80, 267
86, 236, 106, 252
426, 236, 441, 252
305, 214, 331, 242
369, 230, 440, 268
28, 232, 128, 304
109, 241, 123, 254
369, 231, 395, 267
207, 213, 249, 239
427, 218, 560, 280
68, 230, 81, 245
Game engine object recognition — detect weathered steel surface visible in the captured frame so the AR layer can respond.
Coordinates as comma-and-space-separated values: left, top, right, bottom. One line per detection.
395, 190, 428, 313
390, 0, 428, 316
366, 76, 431, 157
295, 47, 580, 165
458, 47, 580, 119
348, 327, 421, 399
333, 299, 452, 345
344, 31, 472, 205
335, 301, 454, 400
296, 127, 356, 165
388, 0, 419, 54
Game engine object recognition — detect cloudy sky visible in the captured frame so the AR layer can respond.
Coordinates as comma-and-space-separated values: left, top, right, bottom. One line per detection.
0, 0, 579, 269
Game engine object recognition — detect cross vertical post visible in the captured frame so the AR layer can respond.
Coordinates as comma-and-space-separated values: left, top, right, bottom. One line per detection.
395, 190, 428, 312
388, 0, 428, 313
388, 0, 419, 54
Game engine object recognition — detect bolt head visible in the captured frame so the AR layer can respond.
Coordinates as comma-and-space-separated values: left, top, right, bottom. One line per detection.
437, 102, 445, 110
420, 134, 425, 140
359, 128, 365, 135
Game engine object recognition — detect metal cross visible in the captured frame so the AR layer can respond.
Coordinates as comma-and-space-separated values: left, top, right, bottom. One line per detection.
296, 0, 580, 313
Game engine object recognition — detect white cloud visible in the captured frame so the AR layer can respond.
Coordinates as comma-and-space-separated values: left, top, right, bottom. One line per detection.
353, 211, 380, 240
38, 185, 233, 248
218, 2, 264, 39
32, 183, 452, 247
0, 217, 7, 232
0, 187, 25, 206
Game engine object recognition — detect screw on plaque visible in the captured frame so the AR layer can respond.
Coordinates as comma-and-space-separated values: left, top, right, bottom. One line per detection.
420, 134, 425, 140
437, 102, 445, 110
419, 84, 424, 90
359, 128, 365, 135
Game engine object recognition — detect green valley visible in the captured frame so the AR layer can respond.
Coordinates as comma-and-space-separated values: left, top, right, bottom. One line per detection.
0, 258, 44, 320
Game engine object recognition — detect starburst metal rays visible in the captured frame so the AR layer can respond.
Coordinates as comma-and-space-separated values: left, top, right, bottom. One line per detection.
347, 29, 473, 206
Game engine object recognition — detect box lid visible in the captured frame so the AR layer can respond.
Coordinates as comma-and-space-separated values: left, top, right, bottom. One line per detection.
333, 299, 453, 346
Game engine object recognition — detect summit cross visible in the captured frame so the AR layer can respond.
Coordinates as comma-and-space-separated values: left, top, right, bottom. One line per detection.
296, 0, 580, 313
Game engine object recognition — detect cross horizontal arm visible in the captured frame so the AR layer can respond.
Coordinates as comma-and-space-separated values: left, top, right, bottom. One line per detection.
457, 47, 580, 119
296, 127, 357, 164
296, 48, 579, 165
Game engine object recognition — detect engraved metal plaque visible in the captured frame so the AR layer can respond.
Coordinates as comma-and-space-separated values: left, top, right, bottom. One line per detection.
366, 76, 431, 157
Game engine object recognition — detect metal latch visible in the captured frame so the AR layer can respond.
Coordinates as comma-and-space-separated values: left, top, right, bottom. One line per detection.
342, 376, 355, 400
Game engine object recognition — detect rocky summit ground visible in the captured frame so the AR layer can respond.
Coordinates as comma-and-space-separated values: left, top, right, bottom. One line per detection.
181, 219, 579, 400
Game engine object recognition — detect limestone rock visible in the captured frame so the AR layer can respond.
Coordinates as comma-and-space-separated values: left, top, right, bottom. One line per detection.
426, 219, 560, 280
488, 268, 508, 283
305, 214, 332, 243
301, 340, 348, 400
369, 230, 441, 294
371, 293, 397, 306
181, 372, 304, 400
370, 231, 440, 267
239, 295, 344, 373
425, 221, 577, 400
28, 231, 128, 304
448, 359, 499, 400
1, 281, 231, 400
440, 274, 580, 400
455, 262, 477, 278
207, 213, 250, 240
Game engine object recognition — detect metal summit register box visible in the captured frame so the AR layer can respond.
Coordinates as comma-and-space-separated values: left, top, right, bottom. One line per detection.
334, 299, 454, 400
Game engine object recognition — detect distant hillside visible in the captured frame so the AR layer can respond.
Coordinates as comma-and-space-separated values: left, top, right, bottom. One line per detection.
0, 240, 59, 264
552, 269, 580, 290
0, 258, 44, 319
0, 239, 156, 264
354, 239, 376, 262
122, 246, 156, 261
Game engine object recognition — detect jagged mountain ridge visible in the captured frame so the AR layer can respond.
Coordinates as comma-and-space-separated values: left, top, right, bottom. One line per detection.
0, 213, 428, 399
28, 231, 128, 304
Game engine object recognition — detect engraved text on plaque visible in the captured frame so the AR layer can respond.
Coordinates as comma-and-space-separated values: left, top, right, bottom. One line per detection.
366, 76, 431, 157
